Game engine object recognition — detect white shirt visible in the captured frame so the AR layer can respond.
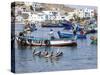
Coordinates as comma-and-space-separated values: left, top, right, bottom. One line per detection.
49, 31, 54, 37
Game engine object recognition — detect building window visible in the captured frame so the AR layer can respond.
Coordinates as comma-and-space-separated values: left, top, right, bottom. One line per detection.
85, 12, 90, 17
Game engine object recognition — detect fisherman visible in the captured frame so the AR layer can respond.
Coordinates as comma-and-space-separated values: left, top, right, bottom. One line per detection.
30, 23, 37, 31
73, 21, 78, 30
18, 32, 24, 41
73, 29, 77, 36
72, 21, 78, 40
24, 20, 32, 33
72, 30, 77, 40
49, 29, 55, 39
19, 32, 24, 37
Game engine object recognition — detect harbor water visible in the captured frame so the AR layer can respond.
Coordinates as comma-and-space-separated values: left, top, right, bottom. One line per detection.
14, 24, 97, 73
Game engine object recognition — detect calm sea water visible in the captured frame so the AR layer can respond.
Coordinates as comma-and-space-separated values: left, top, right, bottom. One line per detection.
14, 24, 97, 73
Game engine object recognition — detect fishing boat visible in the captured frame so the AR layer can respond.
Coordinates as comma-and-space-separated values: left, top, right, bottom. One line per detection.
85, 24, 97, 34
42, 23, 64, 28
61, 22, 73, 30
57, 31, 86, 39
86, 29, 97, 34
24, 23, 37, 32
16, 36, 77, 46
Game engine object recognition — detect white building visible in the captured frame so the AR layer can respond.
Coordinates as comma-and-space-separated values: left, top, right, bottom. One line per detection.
15, 6, 23, 16
15, 15, 23, 22
32, 2, 43, 12
74, 8, 95, 18
29, 10, 62, 22
84, 8, 94, 18
67, 12, 76, 20
42, 11, 61, 20
21, 10, 81, 23
30, 13, 46, 22
24, 10, 74, 22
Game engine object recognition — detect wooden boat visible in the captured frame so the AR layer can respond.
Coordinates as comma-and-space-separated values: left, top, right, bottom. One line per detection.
57, 31, 86, 39
16, 36, 77, 46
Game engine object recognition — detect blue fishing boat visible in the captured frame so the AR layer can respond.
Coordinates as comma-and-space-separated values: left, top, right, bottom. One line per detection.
76, 25, 84, 31
61, 21, 73, 30
61, 22, 85, 32
24, 23, 37, 32
57, 31, 74, 38
57, 31, 86, 39
86, 29, 97, 34
77, 34, 87, 39
42, 23, 64, 28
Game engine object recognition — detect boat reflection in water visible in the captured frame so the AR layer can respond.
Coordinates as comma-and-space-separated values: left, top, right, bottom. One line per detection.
16, 44, 66, 64
34, 47, 62, 65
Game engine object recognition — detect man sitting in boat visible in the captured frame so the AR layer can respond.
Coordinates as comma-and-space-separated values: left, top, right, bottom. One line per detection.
49, 29, 55, 39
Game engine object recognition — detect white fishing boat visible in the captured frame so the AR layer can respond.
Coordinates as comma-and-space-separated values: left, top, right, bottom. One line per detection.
16, 36, 77, 46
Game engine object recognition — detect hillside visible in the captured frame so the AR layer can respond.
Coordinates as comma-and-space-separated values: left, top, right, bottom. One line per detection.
41, 3, 75, 12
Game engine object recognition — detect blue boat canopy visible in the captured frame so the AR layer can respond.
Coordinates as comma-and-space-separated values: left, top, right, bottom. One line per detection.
16, 36, 50, 40
62, 21, 73, 30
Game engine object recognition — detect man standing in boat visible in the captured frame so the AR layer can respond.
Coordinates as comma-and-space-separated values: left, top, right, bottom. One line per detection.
49, 29, 55, 39
73, 21, 78, 40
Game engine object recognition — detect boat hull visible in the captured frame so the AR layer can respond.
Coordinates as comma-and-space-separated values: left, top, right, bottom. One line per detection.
16, 36, 77, 46
86, 29, 97, 34
30, 43, 77, 46
58, 31, 86, 39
